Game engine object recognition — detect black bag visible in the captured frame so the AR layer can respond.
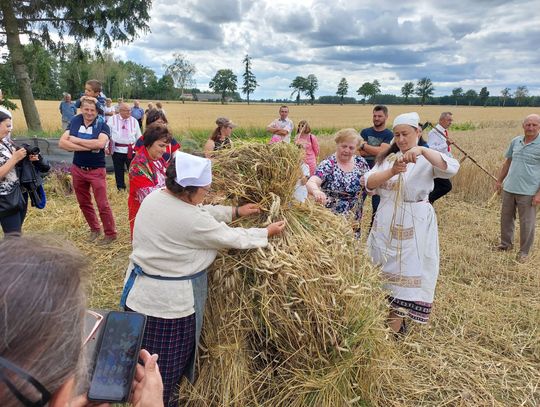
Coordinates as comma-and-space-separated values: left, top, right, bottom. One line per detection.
0, 185, 24, 218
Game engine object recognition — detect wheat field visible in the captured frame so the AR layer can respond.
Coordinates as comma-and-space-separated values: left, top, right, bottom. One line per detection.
8, 99, 536, 134
12, 102, 540, 405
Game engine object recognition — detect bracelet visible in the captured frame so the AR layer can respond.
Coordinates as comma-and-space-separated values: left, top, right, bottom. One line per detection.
234, 206, 240, 218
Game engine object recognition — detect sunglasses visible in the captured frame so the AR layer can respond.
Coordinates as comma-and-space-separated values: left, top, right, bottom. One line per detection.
0, 311, 103, 407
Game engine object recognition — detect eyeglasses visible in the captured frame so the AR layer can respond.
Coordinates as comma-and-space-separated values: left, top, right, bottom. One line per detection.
0, 356, 51, 407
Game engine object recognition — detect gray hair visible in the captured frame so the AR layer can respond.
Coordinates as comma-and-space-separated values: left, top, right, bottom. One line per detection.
439, 111, 453, 121
0, 237, 88, 406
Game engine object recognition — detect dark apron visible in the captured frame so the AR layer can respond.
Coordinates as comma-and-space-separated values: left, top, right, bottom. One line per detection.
120, 263, 208, 382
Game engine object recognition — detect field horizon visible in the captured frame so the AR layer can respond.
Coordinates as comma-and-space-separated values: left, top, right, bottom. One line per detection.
7, 100, 538, 136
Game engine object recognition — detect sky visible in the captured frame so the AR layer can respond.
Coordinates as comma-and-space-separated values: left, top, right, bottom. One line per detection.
110, 0, 540, 100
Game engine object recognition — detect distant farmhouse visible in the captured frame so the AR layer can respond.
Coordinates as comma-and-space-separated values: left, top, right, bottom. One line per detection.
194, 92, 233, 103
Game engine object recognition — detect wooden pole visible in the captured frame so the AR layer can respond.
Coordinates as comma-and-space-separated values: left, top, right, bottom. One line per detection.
450, 141, 498, 182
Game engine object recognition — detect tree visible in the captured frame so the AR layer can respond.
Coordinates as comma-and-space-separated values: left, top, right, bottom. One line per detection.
164, 53, 196, 103
464, 89, 478, 106
514, 85, 529, 106
479, 87, 490, 107
500, 87, 512, 107
289, 76, 307, 105
209, 69, 238, 104
415, 78, 434, 106
401, 81, 415, 102
304, 74, 319, 105
357, 80, 381, 104
336, 78, 349, 105
0, 0, 151, 132
241, 54, 258, 105
451, 87, 464, 106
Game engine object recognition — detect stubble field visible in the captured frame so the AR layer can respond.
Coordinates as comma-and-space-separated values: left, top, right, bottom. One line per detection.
17, 101, 540, 406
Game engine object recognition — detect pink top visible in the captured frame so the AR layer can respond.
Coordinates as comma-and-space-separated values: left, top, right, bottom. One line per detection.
295, 133, 319, 176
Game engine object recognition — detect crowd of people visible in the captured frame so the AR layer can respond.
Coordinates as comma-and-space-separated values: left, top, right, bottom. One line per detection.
1, 78, 539, 406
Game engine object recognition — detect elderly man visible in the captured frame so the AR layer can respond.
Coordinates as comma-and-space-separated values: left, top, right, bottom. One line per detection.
59, 93, 77, 130
359, 105, 394, 223
109, 103, 142, 190
266, 105, 293, 143
495, 114, 540, 263
131, 100, 145, 129
59, 97, 117, 243
427, 112, 454, 204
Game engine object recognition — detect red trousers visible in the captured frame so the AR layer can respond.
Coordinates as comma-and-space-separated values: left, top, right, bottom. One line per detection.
71, 165, 117, 238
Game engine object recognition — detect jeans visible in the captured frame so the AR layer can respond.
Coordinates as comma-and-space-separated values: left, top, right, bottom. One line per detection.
0, 191, 28, 237
71, 164, 117, 238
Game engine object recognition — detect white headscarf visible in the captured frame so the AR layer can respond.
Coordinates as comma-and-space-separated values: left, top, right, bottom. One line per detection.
175, 152, 212, 187
393, 112, 420, 129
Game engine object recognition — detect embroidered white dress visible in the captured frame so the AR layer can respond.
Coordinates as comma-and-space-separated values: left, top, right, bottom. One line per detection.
365, 153, 459, 305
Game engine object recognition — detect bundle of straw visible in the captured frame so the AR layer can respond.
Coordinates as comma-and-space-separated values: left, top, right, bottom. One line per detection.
182, 142, 390, 406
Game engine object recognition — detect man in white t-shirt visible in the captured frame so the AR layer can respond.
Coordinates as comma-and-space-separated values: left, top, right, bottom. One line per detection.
266, 105, 293, 143
109, 103, 142, 190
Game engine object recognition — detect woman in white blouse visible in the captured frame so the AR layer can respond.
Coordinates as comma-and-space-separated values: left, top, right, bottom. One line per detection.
364, 112, 459, 336
121, 152, 285, 406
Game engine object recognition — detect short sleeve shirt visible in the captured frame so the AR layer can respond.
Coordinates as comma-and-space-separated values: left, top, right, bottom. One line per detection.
503, 135, 540, 195
0, 139, 18, 194
360, 127, 394, 167
68, 114, 110, 168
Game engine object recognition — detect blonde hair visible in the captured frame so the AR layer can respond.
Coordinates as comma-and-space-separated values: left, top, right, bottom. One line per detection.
297, 120, 311, 134
334, 128, 360, 145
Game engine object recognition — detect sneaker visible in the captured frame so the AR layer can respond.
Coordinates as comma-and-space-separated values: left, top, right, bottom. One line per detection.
516, 253, 529, 263
88, 230, 101, 242
97, 235, 117, 245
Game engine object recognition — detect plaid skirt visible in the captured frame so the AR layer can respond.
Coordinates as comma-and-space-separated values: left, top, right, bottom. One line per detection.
388, 296, 432, 324
126, 307, 196, 407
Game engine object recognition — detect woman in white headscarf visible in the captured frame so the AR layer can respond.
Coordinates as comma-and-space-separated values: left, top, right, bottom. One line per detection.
120, 152, 285, 407
364, 112, 459, 335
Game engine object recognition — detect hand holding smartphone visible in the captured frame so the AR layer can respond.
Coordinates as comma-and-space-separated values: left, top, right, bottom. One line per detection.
87, 311, 146, 403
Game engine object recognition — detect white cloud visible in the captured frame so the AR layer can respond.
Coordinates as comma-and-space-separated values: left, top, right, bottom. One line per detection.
110, 0, 540, 99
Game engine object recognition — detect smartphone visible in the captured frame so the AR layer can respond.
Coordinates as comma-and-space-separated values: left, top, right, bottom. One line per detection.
87, 311, 147, 403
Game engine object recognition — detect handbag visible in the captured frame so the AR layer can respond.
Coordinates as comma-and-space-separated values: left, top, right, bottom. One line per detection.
0, 185, 24, 218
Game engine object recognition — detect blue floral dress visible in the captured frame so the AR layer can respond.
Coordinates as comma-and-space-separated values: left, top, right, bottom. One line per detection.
314, 154, 370, 223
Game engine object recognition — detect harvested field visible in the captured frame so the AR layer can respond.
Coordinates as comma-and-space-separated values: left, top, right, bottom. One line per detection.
17, 114, 540, 406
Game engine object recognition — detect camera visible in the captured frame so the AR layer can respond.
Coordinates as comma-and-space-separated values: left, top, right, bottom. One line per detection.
20, 143, 40, 155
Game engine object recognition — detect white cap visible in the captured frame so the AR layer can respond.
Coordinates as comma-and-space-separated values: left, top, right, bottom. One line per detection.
393, 112, 420, 129
175, 151, 212, 187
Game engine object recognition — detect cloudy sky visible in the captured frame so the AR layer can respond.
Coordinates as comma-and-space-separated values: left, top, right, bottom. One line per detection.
112, 0, 540, 100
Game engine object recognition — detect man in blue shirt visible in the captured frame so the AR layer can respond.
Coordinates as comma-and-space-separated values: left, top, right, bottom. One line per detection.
59, 93, 77, 130
131, 100, 145, 130
495, 114, 540, 263
359, 105, 394, 224
59, 96, 117, 243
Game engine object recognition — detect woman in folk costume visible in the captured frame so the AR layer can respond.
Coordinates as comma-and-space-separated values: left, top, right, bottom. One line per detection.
128, 123, 172, 238
364, 112, 459, 335
121, 152, 286, 406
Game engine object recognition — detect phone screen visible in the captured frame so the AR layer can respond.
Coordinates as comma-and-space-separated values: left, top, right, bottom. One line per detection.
87, 311, 146, 402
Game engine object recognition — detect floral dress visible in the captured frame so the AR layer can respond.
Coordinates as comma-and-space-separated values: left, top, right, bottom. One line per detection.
314, 154, 370, 223
0, 140, 19, 195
